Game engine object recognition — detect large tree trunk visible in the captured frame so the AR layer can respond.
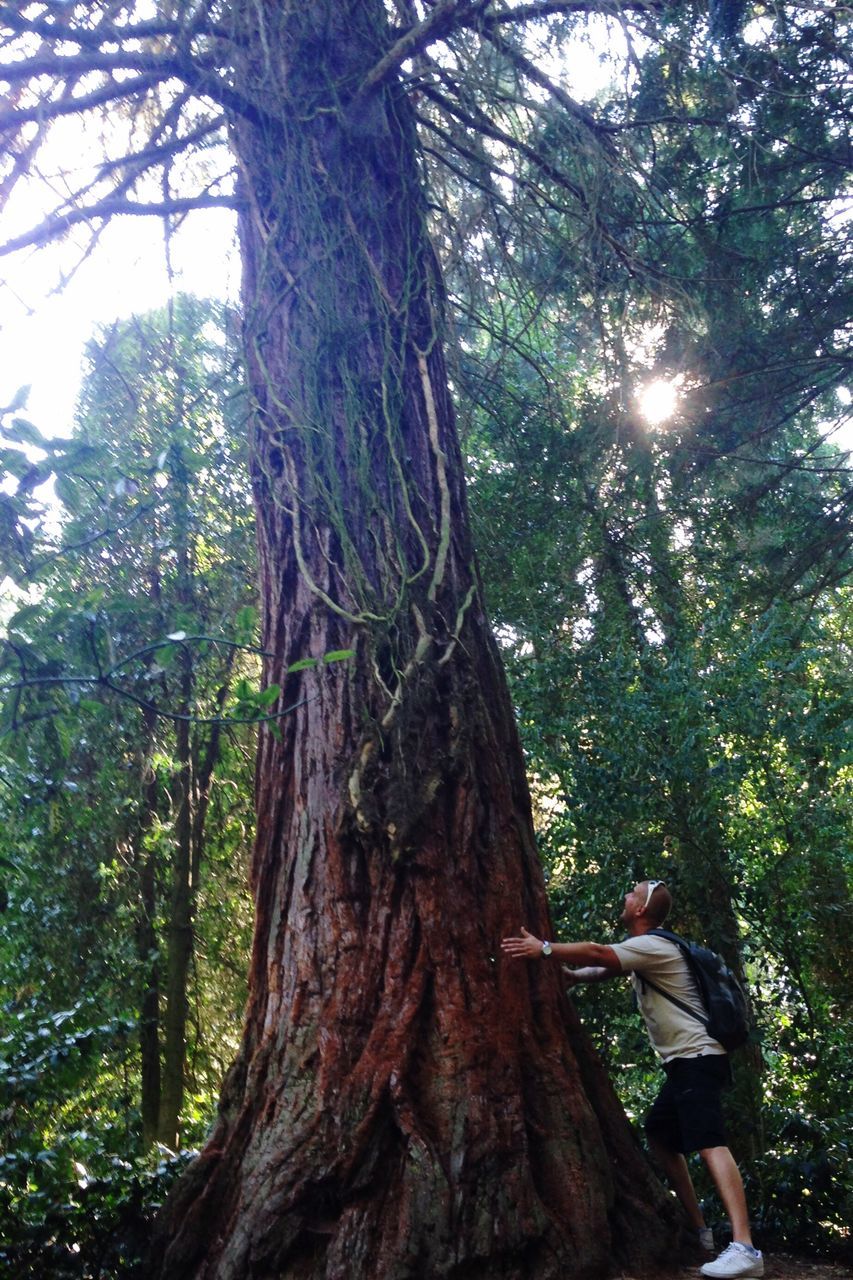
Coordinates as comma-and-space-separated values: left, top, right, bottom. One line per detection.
152, 4, 680, 1274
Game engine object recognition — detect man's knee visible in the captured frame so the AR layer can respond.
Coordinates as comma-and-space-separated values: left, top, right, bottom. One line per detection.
699, 1144, 738, 1165
699, 1145, 747, 1188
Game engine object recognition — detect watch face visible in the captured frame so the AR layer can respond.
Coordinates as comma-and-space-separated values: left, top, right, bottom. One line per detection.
542, 941, 552, 956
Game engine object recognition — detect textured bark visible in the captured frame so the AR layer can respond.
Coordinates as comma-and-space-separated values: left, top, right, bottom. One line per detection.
151, 3, 681, 1275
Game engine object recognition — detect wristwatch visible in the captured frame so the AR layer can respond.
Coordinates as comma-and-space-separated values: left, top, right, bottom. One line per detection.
541, 940, 553, 957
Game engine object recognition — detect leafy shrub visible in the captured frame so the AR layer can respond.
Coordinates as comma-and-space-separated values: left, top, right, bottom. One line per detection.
0, 1144, 196, 1279
0, 999, 202, 1277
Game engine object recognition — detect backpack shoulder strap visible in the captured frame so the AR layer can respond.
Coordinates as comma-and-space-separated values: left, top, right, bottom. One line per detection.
639, 929, 710, 1029
639, 973, 710, 1029
647, 927, 689, 950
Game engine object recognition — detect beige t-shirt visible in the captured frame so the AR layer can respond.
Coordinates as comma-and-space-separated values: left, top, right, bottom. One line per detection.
610, 933, 726, 1063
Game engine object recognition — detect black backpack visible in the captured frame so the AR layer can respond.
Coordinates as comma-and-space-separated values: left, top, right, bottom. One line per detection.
643, 928, 751, 1052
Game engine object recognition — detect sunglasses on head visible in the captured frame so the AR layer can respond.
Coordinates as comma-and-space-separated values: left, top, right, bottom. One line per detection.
642, 879, 665, 910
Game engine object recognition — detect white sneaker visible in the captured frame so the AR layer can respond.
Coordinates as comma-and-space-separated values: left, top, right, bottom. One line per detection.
699, 1227, 715, 1253
700, 1242, 764, 1278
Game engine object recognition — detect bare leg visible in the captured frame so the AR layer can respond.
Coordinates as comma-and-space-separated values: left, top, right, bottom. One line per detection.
648, 1135, 707, 1231
699, 1146, 753, 1247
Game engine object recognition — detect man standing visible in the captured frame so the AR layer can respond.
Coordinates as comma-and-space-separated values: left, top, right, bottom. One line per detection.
501, 880, 763, 1279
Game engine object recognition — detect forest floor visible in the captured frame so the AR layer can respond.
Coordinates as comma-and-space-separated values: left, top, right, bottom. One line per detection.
676, 1256, 852, 1280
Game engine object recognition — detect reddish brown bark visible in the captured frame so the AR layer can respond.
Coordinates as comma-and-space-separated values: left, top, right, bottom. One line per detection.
151, 4, 682, 1275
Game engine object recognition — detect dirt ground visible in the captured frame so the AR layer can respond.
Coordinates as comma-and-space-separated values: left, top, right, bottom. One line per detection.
678, 1256, 853, 1280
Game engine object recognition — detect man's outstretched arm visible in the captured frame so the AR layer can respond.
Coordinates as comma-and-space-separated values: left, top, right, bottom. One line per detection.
562, 965, 618, 986
501, 926, 622, 973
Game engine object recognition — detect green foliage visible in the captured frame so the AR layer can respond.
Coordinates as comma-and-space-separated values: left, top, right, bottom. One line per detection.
752, 1098, 852, 1249
0, 998, 162, 1278
0, 1126, 194, 1279
0, 296, 257, 1252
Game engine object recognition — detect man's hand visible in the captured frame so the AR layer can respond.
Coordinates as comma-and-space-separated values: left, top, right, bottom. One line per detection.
501, 926, 546, 959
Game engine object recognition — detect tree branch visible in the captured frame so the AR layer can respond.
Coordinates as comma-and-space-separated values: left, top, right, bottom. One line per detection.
53, 103, 224, 220
0, 58, 278, 141
0, 195, 239, 258
0, 50, 181, 85
92, 117, 225, 185
0, 72, 168, 133
0, 5, 229, 51
0, 629, 356, 731
479, 24, 617, 153
358, 0, 492, 99
1, 678, 312, 730
481, 0, 661, 23
420, 77, 666, 284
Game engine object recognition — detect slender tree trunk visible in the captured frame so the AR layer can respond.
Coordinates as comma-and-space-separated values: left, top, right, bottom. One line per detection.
136, 704, 162, 1152
152, 5, 681, 1274
139, 545, 165, 1151
159, 446, 195, 1148
158, 662, 194, 1147
191, 651, 236, 891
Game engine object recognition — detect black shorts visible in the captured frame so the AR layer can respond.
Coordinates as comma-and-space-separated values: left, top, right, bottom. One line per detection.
644, 1054, 730, 1154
